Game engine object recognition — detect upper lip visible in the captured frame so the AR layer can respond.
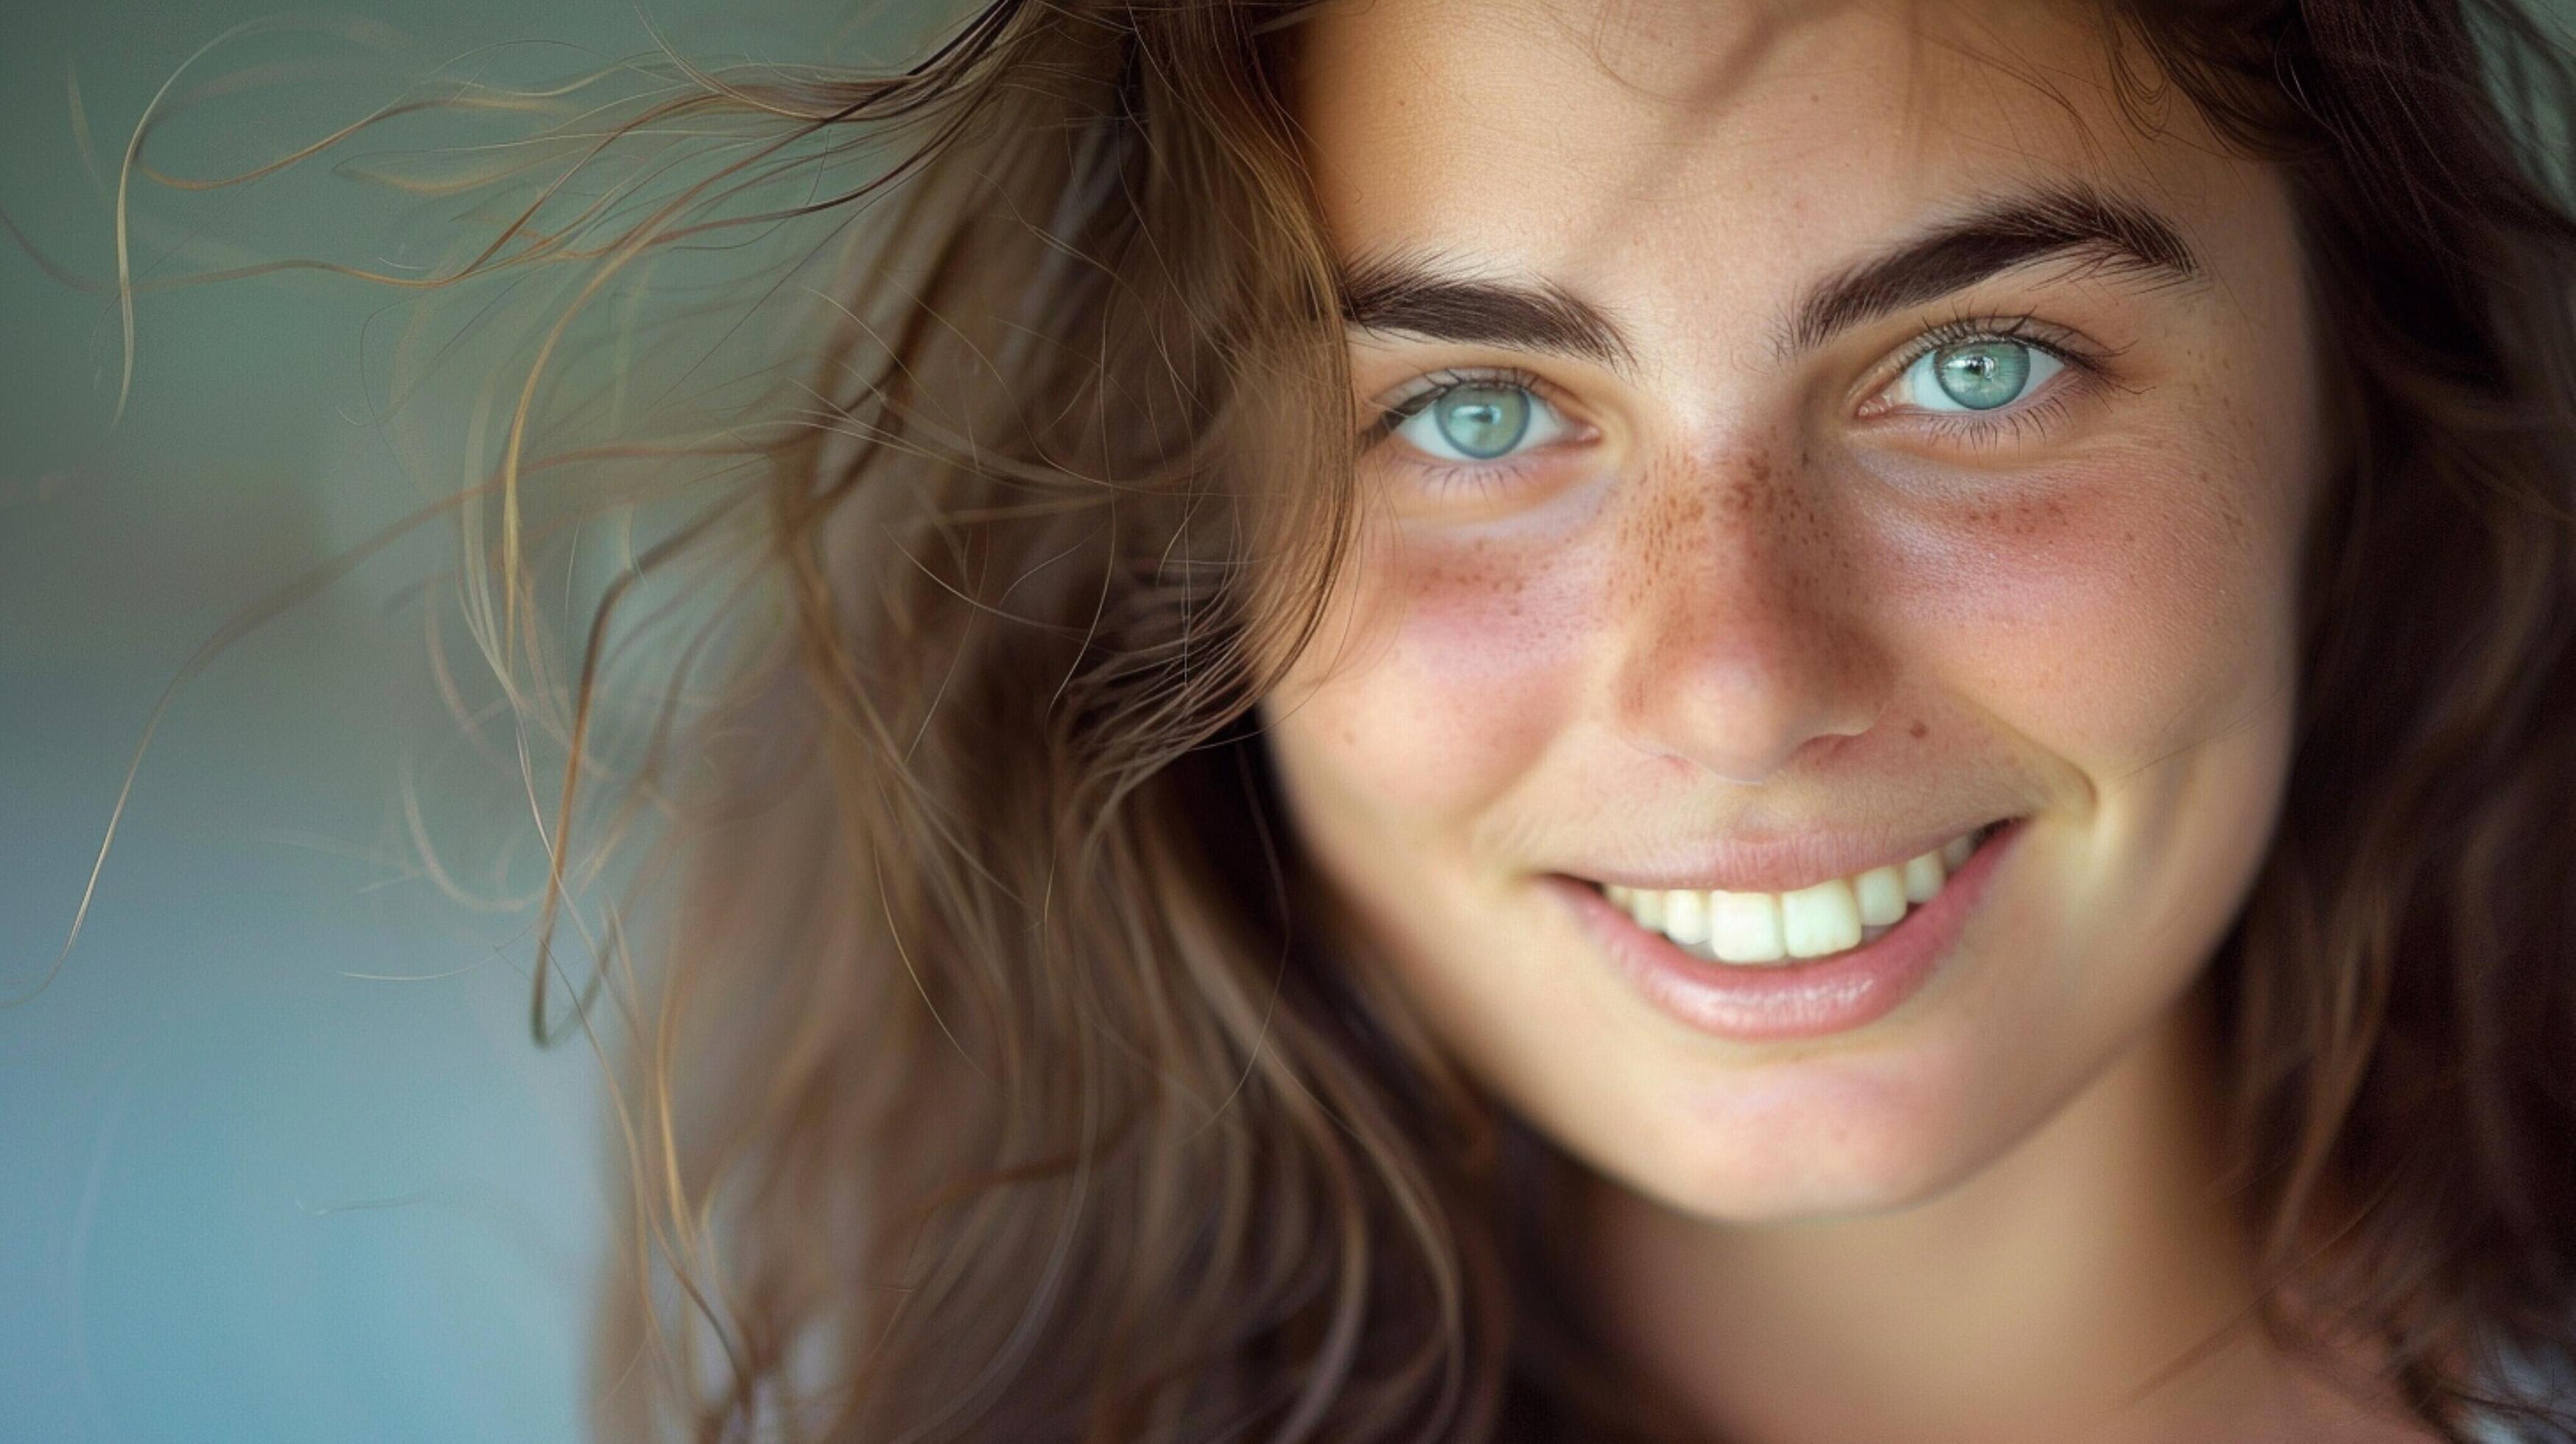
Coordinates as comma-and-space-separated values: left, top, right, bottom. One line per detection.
1561, 816, 2013, 895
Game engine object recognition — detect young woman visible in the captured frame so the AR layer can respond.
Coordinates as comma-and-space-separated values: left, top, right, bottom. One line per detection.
115, 0, 2576, 1437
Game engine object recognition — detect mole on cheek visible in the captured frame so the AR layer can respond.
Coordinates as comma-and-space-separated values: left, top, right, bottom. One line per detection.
1909, 718, 1929, 740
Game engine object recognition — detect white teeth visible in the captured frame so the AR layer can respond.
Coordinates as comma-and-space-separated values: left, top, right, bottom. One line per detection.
1600, 825, 1999, 966
1853, 865, 1909, 927
1708, 891, 1786, 964
1780, 877, 1862, 958
1661, 889, 1710, 946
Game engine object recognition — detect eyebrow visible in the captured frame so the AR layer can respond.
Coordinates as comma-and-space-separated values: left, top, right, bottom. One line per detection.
1334, 182, 2203, 370
1780, 183, 2203, 355
1339, 251, 1635, 368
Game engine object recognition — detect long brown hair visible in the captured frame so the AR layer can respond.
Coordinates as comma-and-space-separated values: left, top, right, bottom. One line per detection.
69, 0, 2576, 1437
2133, 1, 2576, 1434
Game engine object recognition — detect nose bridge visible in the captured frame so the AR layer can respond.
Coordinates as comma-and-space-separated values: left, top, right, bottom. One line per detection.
1606, 443, 1888, 782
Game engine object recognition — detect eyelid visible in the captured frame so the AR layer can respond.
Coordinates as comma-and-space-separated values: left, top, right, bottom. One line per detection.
1373, 364, 1557, 422
1831, 310, 2127, 460
1365, 364, 1588, 450
1856, 312, 2105, 416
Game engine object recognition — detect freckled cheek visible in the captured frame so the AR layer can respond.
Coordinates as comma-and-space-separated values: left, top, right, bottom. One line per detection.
1888, 466, 2294, 763
1299, 530, 1599, 824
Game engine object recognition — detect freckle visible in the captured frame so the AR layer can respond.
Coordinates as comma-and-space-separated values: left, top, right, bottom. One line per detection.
1908, 719, 1929, 740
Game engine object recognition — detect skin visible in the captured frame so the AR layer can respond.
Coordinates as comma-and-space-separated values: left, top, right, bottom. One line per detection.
1257, 1, 2430, 1438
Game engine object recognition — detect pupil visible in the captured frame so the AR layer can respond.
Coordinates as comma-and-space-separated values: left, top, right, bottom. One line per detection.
1435, 385, 1531, 458
1933, 342, 2030, 410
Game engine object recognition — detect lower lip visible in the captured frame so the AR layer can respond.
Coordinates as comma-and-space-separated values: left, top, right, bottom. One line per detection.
1550, 820, 2024, 1042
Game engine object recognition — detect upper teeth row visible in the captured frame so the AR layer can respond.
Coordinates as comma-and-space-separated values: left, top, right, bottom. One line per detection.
1604, 833, 1979, 966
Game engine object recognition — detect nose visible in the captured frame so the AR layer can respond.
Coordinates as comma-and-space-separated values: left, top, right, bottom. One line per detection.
1604, 446, 1892, 784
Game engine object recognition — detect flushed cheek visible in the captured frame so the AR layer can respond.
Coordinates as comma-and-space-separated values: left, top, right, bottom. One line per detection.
1864, 443, 2300, 1023
1873, 449, 2295, 769
1296, 522, 1601, 825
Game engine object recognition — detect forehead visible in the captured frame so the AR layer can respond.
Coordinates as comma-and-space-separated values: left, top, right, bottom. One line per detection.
1293, 0, 2247, 332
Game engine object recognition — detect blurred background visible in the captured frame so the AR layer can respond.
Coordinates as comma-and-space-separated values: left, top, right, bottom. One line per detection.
1, 2, 927, 1438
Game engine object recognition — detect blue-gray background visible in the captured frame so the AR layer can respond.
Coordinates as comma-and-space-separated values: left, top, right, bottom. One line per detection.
0, 3, 926, 1440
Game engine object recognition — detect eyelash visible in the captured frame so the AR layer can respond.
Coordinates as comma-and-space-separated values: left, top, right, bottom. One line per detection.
1366, 365, 1573, 496
1361, 312, 2115, 488
1861, 311, 2110, 452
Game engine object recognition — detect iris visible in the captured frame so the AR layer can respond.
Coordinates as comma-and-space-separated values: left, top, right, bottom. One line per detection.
1929, 340, 2032, 410
1429, 384, 1532, 458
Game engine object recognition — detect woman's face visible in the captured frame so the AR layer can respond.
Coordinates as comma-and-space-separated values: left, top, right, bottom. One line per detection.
1260, 0, 2324, 1222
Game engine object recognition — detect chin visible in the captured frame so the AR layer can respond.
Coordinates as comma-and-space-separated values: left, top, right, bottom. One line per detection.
1615, 1032, 2022, 1224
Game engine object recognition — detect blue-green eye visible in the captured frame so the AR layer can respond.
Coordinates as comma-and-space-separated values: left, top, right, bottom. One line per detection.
1894, 339, 2064, 413
1390, 380, 1571, 463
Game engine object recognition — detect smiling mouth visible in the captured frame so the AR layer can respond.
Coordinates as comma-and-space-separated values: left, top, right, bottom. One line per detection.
1584, 819, 2012, 966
